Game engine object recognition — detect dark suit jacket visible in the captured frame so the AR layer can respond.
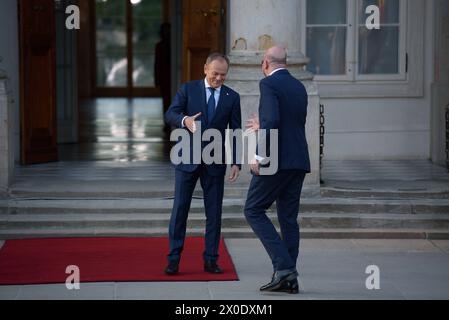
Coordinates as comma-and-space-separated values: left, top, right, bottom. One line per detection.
165, 80, 242, 176
258, 69, 310, 173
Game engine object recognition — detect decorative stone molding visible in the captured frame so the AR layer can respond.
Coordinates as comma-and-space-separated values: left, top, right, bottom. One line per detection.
226, 54, 321, 186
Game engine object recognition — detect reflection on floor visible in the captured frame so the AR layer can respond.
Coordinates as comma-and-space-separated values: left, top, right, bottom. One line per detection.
59, 98, 171, 162
13, 98, 449, 191
14, 98, 176, 183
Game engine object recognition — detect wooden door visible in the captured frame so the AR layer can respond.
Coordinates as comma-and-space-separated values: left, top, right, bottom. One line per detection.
182, 0, 226, 82
19, 0, 58, 164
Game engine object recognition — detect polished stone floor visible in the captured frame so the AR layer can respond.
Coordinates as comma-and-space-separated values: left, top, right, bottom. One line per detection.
61, 98, 171, 163
13, 98, 176, 184
11, 98, 449, 191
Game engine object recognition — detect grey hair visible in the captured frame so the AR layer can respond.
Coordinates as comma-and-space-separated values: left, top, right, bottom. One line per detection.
205, 52, 230, 67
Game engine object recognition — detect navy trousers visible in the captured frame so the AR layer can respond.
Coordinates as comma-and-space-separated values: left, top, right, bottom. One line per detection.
244, 170, 306, 272
168, 165, 225, 263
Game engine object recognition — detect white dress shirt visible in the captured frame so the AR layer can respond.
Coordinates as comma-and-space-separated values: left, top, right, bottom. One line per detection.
182, 78, 222, 127
269, 68, 286, 76
204, 78, 221, 108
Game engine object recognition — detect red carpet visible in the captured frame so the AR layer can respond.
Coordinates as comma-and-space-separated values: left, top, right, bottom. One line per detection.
0, 237, 238, 285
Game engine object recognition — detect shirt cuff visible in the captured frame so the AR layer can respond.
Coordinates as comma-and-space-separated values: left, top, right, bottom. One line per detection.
181, 116, 188, 128
255, 155, 265, 162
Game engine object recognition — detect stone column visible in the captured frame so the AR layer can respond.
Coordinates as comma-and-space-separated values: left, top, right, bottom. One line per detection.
0, 70, 14, 197
225, 0, 320, 187
431, 0, 449, 166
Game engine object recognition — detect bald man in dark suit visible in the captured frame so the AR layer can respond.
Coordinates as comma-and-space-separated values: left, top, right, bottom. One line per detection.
245, 46, 310, 294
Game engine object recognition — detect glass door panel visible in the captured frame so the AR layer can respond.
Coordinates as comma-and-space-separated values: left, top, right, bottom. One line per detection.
96, 0, 128, 87
95, 0, 164, 94
132, 0, 163, 87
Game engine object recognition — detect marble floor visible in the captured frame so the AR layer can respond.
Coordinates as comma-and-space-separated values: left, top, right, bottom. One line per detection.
61, 98, 172, 163
11, 98, 449, 188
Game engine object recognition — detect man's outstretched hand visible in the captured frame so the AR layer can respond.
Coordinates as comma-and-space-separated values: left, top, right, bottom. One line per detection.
184, 112, 202, 133
245, 114, 260, 133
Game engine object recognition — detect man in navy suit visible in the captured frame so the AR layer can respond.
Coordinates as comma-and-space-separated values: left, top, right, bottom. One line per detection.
244, 46, 310, 293
164, 53, 241, 275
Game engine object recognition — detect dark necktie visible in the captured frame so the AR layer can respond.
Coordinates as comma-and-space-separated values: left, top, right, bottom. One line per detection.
207, 87, 216, 124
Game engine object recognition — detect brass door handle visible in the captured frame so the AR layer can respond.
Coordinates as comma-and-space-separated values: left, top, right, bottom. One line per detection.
196, 8, 218, 17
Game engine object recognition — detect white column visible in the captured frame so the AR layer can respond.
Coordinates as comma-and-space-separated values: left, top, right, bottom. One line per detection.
229, 0, 302, 54
0, 70, 14, 197
225, 0, 320, 186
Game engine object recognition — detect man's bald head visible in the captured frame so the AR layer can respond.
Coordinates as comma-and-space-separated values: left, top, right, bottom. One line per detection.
265, 46, 287, 67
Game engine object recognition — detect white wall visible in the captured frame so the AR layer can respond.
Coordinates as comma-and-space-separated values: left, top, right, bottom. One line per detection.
320, 0, 435, 161
0, 0, 19, 163
321, 98, 431, 160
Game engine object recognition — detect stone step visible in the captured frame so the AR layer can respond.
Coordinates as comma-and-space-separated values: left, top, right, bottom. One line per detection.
8, 184, 254, 199
0, 227, 448, 240
320, 186, 449, 199
1, 212, 449, 230
10, 183, 449, 200
1, 198, 449, 215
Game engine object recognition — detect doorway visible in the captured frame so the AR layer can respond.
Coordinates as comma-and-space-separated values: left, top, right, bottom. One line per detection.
93, 0, 166, 97
18, 0, 228, 166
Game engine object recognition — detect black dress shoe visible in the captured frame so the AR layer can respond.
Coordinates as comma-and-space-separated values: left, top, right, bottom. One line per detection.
204, 261, 222, 274
260, 270, 299, 294
274, 278, 299, 294
164, 261, 179, 275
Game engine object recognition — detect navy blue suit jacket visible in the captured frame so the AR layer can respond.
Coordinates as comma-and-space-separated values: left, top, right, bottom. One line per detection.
258, 69, 310, 173
165, 80, 242, 176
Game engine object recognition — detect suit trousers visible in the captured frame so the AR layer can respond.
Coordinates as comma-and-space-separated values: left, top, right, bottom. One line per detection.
168, 165, 225, 263
244, 170, 306, 271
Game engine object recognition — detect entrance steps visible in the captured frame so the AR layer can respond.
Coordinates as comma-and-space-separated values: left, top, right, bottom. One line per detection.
1, 197, 448, 240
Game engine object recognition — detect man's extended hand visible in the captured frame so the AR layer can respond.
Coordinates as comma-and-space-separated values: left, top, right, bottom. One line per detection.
245, 114, 260, 133
229, 165, 240, 182
184, 112, 202, 133
250, 158, 260, 176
